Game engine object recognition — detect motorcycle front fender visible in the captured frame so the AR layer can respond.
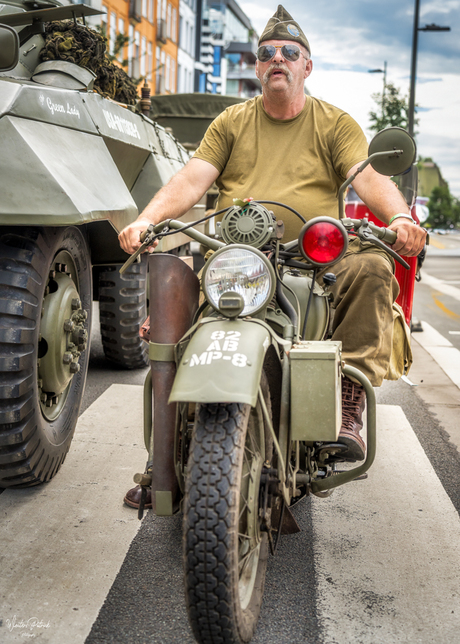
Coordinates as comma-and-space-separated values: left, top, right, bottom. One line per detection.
169, 319, 271, 407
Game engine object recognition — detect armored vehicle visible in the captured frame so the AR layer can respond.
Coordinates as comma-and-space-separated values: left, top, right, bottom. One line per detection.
148, 92, 246, 150
0, 1, 196, 488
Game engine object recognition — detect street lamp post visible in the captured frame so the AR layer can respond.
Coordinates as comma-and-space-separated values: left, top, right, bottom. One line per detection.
408, 0, 450, 137
368, 61, 387, 120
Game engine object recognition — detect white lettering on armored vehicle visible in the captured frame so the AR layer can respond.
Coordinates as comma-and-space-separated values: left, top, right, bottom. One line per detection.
44, 96, 80, 118
103, 109, 141, 139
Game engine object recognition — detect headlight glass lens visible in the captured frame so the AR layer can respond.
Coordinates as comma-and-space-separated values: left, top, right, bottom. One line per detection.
204, 248, 273, 316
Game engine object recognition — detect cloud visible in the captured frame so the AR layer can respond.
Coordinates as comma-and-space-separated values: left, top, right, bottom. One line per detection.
417, 77, 443, 84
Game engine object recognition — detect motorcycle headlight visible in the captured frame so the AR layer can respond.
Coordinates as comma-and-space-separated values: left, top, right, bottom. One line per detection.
203, 245, 276, 317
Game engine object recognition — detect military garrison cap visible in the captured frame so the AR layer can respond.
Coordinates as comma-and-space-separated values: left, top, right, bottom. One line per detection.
258, 5, 310, 54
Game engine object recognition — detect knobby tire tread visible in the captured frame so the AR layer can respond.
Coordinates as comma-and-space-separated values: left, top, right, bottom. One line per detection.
0, 227, 92, 488
184, 401, 267, 644
98, 257, 148, 369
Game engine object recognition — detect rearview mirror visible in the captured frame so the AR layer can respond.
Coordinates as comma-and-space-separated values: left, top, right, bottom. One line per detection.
368, 127, 417, 176
0, 24, 19, 72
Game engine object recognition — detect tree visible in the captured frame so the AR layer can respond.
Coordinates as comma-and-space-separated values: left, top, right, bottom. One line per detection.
426, 186, 460, 229
369, 82, 418, 133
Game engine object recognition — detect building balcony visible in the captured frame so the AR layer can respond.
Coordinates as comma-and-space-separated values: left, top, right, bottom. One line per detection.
226, 65, 258, 82
225, 41, 257, 63
129, 0, 142, 23
156, 18, 167, 44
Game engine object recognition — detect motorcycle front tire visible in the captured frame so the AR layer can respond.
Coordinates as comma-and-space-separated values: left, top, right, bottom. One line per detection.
183, 386, 272, 644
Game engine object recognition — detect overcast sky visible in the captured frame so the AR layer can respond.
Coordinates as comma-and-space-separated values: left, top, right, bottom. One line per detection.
240, 0, 460, 197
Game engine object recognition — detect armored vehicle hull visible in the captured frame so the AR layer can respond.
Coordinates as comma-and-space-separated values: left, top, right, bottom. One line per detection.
0, 1, 195, 487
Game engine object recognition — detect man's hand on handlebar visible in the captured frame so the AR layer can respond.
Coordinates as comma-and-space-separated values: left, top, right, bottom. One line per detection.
388, 218, 428, 257
118, 219, 158, 255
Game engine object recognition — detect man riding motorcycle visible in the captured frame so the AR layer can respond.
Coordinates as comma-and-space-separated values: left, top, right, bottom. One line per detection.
118, 4, 427, 508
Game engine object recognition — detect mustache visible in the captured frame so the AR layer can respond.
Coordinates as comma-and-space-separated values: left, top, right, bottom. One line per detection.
262, 63, 293, 84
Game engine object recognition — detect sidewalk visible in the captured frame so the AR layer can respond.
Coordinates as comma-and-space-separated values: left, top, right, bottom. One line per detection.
409, 332, 460, 454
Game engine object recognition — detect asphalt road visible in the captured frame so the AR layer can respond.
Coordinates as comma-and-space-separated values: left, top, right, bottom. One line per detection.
412, 231, 460, 351
1, 238, 460, 644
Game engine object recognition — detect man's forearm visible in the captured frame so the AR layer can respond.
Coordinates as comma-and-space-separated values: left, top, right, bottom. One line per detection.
119, 157, 220, 254
349, 163, 427, 257
351, 166, 410, 225
138, 166, 207, 226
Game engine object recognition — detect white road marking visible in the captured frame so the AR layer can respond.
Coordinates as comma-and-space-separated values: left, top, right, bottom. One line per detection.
0, 384, 146, 644
420, 269, 460, 302
416, 321, 460, 389
401, 374, 417, 386
312, 404, 460, 644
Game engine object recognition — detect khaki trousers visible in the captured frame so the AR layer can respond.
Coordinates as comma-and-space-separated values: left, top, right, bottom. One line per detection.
317, 238, 400, 387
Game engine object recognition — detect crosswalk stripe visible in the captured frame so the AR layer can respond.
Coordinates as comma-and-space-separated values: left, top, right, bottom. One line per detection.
312, 404, 460, 644
0, 384, 145, 644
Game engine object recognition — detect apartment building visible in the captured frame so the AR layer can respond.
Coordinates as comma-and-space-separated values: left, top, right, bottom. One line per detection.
199, 0, 259, 97
95, 0, 179, 95
72, 0, 257, 97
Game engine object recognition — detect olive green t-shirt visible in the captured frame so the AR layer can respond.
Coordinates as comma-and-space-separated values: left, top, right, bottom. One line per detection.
193, 95, 368, 242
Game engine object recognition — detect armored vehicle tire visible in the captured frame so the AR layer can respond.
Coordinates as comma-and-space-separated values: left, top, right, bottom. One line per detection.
98, 257, 149, 369
184, 388, 272, 644
0, 226, 92, 488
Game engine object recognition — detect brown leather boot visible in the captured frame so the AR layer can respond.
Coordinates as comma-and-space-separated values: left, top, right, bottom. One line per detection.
338, 376, 366, 461
124, 485, 152, 509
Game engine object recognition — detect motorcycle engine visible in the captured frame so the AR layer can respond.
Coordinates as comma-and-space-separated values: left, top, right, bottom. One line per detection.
218, 202, 275, 249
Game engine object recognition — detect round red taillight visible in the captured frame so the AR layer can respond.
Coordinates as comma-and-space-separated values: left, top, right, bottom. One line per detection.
298, 218, 348, 266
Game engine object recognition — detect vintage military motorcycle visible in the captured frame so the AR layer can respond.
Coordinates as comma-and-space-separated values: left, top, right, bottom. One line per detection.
121, 127, 416, 644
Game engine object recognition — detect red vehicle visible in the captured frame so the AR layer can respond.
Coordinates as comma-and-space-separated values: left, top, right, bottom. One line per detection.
345, 187, 420, 326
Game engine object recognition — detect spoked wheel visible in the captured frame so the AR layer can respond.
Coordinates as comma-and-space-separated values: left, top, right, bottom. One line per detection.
184, 385, 273, 644
0, 227, 92, 487
98, 256, 148, 369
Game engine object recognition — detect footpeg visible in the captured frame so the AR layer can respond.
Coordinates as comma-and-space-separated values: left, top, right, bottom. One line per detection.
316, 443, 348, 464
333, 471, 368, 481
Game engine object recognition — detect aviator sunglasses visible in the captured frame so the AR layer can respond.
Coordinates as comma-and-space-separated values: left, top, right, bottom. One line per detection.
256, 44, 307, 63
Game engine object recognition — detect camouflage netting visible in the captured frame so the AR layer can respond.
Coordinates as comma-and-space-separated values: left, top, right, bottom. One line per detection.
39, 21, 139, 105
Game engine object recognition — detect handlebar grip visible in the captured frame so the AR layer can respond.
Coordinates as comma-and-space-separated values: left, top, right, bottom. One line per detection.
140, 224, 155, 243
380, 228, 397, 245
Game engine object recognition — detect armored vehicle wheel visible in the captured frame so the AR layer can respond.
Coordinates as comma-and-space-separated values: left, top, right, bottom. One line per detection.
0, 227, 92, 488
98, 257, 148, 369
184, 387, 272, 644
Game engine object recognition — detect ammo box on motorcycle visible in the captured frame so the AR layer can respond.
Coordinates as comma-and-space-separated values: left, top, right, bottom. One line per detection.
290, 341, 342, 442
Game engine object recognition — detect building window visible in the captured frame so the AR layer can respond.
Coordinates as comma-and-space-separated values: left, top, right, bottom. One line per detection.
213, 46, 221, 77
134, 30, 140, 77
167, 3, 172, 39
128, 24, 134, 75
118, 18, 125, 62
109, 12, 116, 56
148, 0, 153, 23
155, 45, 161, 93
165, 54, 170, 90
148, 41, 153, 80
172, 8, 177, 43
101, 8, 107, 38
171, 59, 176, 93
190, 24, 194, 56
161, 50, 166, 91
141, 36, 146, 76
